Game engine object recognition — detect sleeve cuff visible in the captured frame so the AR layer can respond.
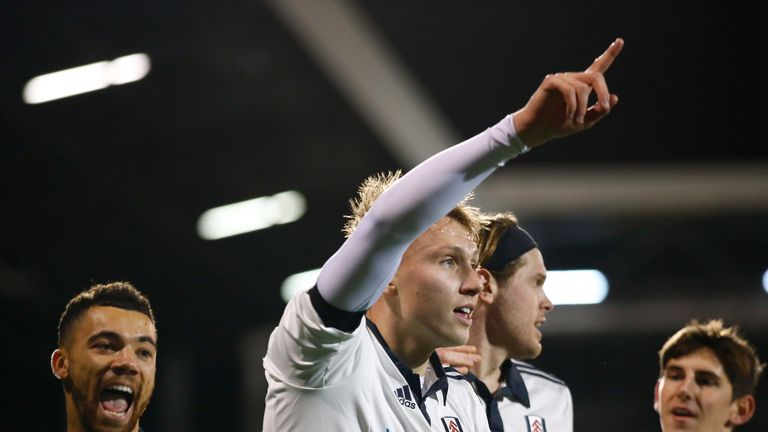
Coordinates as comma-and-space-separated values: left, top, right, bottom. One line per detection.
308, 286, 366, 332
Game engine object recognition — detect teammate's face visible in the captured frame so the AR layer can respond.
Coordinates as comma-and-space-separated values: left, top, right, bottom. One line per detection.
655, 347, 749, 432
485, 248, 551, 359
52, 306, 157, 432
393, 217, 482, 349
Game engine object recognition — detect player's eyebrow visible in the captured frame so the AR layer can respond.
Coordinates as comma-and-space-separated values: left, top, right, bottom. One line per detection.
435, 244, 478, 260
694, 370, 721, 383
88, 330, 157, 348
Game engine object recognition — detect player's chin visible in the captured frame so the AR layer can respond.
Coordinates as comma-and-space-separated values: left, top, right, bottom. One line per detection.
530, 344, 543, 358
440, 326, 471, 348
520, 340, 543, 359
426, 316, 471, 348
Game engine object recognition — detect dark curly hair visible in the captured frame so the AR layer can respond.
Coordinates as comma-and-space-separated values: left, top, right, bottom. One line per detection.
57, 281, 156, 346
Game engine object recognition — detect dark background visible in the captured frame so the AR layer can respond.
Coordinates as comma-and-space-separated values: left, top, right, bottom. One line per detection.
2, 1, 766, 431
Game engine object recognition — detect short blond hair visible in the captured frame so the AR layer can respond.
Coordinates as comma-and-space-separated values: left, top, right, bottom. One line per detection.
342, 170, 484, 241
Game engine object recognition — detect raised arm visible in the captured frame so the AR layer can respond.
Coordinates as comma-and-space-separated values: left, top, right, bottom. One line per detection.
316, 114, 524, 314
317, 38, 624, 314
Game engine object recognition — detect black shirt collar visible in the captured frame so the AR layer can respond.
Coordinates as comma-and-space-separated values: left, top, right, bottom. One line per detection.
366, 319, 450, 424
465, 359, 530, 432
466, 359, 530, 408
500, 359, 530, 407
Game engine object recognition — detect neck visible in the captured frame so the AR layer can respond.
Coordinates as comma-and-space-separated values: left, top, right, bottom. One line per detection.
366, 307, 433, 375
467, 312, 509, 393
64, 394, 85, 432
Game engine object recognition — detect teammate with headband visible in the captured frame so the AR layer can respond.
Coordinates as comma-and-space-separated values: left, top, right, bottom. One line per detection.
439, 213, 572, 432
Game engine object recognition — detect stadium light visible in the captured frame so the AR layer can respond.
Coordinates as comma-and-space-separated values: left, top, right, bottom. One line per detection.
763, 269, 768, 295
544, 269, 609, 305
197, 191, 306, 240
23, 53, 151, 104
281, 268, 322, 303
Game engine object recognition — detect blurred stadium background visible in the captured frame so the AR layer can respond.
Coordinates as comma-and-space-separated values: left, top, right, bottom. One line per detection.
2, 1, 766, 430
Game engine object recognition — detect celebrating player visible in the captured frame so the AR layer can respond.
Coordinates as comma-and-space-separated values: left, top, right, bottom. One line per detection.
263, 38, 624, 431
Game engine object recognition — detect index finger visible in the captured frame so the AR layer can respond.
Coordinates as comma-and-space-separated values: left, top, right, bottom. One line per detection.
586, 38, 624, 73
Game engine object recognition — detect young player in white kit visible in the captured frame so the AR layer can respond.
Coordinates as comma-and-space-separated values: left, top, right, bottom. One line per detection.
263, 38, 624, 431
439, 213, 574, 432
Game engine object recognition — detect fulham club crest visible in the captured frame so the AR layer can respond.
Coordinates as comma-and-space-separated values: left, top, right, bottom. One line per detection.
525, 415, 547, 432
441, 416, 464, 432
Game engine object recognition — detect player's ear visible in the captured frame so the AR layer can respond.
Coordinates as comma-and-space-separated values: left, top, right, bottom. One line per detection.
653, 380, 660, 412
51, 348, 68, 380
383, 280, 398, 296
477, 268, 495, 304
728, 394, 755, 427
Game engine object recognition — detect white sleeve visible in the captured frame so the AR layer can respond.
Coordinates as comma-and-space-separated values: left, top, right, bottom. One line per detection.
263, 290, 368, 388
317, 114, 527, 312
563, 385, 574, 432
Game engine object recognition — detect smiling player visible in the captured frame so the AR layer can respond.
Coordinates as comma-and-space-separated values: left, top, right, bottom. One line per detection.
51, 282, 157, 432
655, 319, 763, 432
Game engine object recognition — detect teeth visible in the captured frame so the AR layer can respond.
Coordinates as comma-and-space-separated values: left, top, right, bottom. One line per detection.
108, 385, 133, 395
457, 307, 471, 314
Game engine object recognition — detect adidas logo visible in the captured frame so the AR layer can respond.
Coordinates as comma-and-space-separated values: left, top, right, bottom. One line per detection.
394, 385, 416, 409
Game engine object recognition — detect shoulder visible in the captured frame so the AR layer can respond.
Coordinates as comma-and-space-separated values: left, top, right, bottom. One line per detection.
511, 359, 568, 387
264, 290, 369, 387
276, 288, 366, 339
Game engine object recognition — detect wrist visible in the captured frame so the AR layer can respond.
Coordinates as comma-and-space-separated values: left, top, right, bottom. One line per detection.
509, 111, 532, 153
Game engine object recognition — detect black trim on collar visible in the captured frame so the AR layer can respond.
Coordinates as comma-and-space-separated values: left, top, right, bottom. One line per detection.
466, 359, 531, 432
308, 286, 365, 332
515, 363, 567, 386
366, 319, 450, 425
443, 366, 470, 379
501, 359, 531, 408
424, 354, 450, 405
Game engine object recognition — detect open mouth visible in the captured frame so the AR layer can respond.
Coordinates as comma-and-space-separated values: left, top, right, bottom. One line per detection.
453, 306, 473, 324
99, 385, 134, 418
670, 407, 696, 419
